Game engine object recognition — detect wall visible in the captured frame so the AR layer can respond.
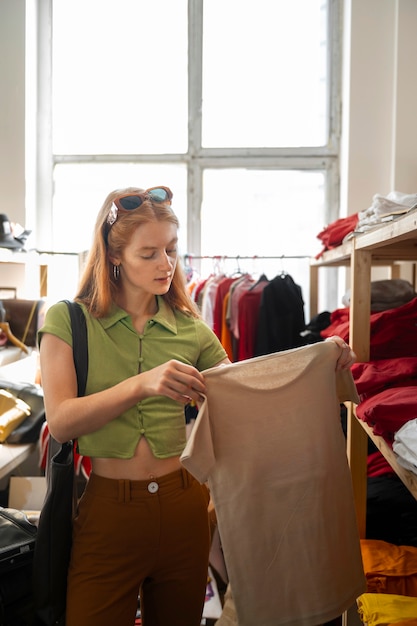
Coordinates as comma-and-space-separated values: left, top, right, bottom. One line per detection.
340, 0, 417, 288
340, 0, 417, 215
0, 0, 26, 227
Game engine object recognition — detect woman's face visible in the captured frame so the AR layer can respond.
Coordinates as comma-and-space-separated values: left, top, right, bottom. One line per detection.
115, 220, 179, 296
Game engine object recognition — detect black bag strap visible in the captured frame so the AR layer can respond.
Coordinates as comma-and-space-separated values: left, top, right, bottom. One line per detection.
45, 301, 88, 479
63, 300, 88, 397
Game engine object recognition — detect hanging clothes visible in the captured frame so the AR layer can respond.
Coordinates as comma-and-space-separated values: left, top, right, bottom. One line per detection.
200, 274, 226, 329
254, 272, 306, 356
212, 275, 241, 339
220, 290, 234, 361
181, 342, 365, 626
235, 277, 269, 361
185, 257, 308, 362
227, 274, 257, 340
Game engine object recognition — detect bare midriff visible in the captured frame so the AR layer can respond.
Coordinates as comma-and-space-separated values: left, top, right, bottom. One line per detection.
91, 436, 182, 480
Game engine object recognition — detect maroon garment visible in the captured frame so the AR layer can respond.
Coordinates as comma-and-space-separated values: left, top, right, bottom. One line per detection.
367, 451, 395, 478
321, 297, 417, 359
356, 385, 417, 443
236, 280, 269, 361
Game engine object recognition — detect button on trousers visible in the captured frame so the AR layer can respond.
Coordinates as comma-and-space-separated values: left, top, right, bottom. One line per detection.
66, 468, 211, 626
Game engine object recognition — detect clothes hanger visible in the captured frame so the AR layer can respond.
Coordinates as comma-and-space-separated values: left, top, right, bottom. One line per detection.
230, 255, 245, 277
248, 273, 269, 291
212, 256, 225, 276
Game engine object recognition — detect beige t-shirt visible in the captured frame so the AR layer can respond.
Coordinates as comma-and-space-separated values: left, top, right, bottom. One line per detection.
181, 341, 366, 626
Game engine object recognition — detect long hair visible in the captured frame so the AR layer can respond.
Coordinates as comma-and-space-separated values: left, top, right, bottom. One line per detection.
75, 187, 201, 319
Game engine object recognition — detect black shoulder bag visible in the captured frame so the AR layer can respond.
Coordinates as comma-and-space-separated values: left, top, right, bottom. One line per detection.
33, 300, 88, 626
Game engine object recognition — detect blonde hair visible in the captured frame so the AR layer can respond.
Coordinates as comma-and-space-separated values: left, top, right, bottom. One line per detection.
75, 187, 201, 319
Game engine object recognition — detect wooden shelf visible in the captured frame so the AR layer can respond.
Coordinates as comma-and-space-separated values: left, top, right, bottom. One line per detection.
311, 210, 417, 267
0, 249, 84, 299
311, 241, 353, 267
355, 210, 417, 255
359, 419, 417, 499
311, 209, 417, 537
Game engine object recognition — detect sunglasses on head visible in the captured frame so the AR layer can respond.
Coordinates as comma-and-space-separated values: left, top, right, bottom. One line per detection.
107, 186, 173, 226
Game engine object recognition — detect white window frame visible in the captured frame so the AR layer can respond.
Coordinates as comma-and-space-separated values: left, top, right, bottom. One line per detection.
35, 0, 343, 263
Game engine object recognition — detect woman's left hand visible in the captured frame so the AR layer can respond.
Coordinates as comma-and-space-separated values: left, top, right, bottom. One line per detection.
325, 335, 356, 370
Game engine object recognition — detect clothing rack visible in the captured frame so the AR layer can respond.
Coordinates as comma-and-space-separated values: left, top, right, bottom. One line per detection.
183, 254, 311, 260
183, 254, 311, 275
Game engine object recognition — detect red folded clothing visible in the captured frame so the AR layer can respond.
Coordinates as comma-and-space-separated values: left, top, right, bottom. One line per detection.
352, 358, 417, 399
315, 213, 359, 258
355, 386, 417, 444
321, 297, 417, 360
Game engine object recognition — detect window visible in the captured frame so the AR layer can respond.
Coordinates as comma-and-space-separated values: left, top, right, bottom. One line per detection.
202, 0, 329, 148
35, 0, 342, 313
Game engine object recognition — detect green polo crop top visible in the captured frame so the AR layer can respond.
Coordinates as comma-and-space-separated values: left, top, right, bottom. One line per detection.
38, 297, 227, 459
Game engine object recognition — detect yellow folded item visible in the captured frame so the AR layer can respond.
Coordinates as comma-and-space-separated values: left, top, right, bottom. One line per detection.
0, 389, 31, 442
357, 592, 417, 626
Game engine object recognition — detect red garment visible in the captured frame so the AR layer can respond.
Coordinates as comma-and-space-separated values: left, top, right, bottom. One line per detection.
321, 297, 417, 359
212, 276, 238, 339
193, 277, 208, 304
367, 451, 395, 478
356, 386, 417, 444
40, 421, 92, 479
352, 357, 417, 399
315, 213, 359, 258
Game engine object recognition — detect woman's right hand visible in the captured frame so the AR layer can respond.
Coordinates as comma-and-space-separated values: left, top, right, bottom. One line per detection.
139, 359, 206, 405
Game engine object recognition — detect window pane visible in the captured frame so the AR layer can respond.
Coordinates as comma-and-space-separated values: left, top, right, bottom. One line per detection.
52, 0, 188, 154
202, 0, 328, 148
52, 163, 187, 253
199, 169, 326, 318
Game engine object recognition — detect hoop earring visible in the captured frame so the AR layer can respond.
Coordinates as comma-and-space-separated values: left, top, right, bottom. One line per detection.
113, 264, 120, 281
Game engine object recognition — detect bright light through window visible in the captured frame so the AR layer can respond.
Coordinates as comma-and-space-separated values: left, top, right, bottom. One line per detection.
52, 0, 188, 155
201, 169, 324, 257
202, 0, 328, 147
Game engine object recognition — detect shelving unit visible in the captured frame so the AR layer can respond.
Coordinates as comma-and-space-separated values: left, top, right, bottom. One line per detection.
0, 249, 48, 298
0, 248, 86, 300
310, 209, 417, 537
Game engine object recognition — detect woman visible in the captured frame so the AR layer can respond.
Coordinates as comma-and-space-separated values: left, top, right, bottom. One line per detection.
39, 186, 355, 626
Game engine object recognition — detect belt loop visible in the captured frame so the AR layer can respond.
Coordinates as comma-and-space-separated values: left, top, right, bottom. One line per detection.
124, 479, 131, 503
181, 467, 190, 489
118, 479, 131, 503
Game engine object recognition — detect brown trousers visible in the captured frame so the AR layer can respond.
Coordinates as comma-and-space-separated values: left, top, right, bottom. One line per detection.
66, 469, 211, 626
